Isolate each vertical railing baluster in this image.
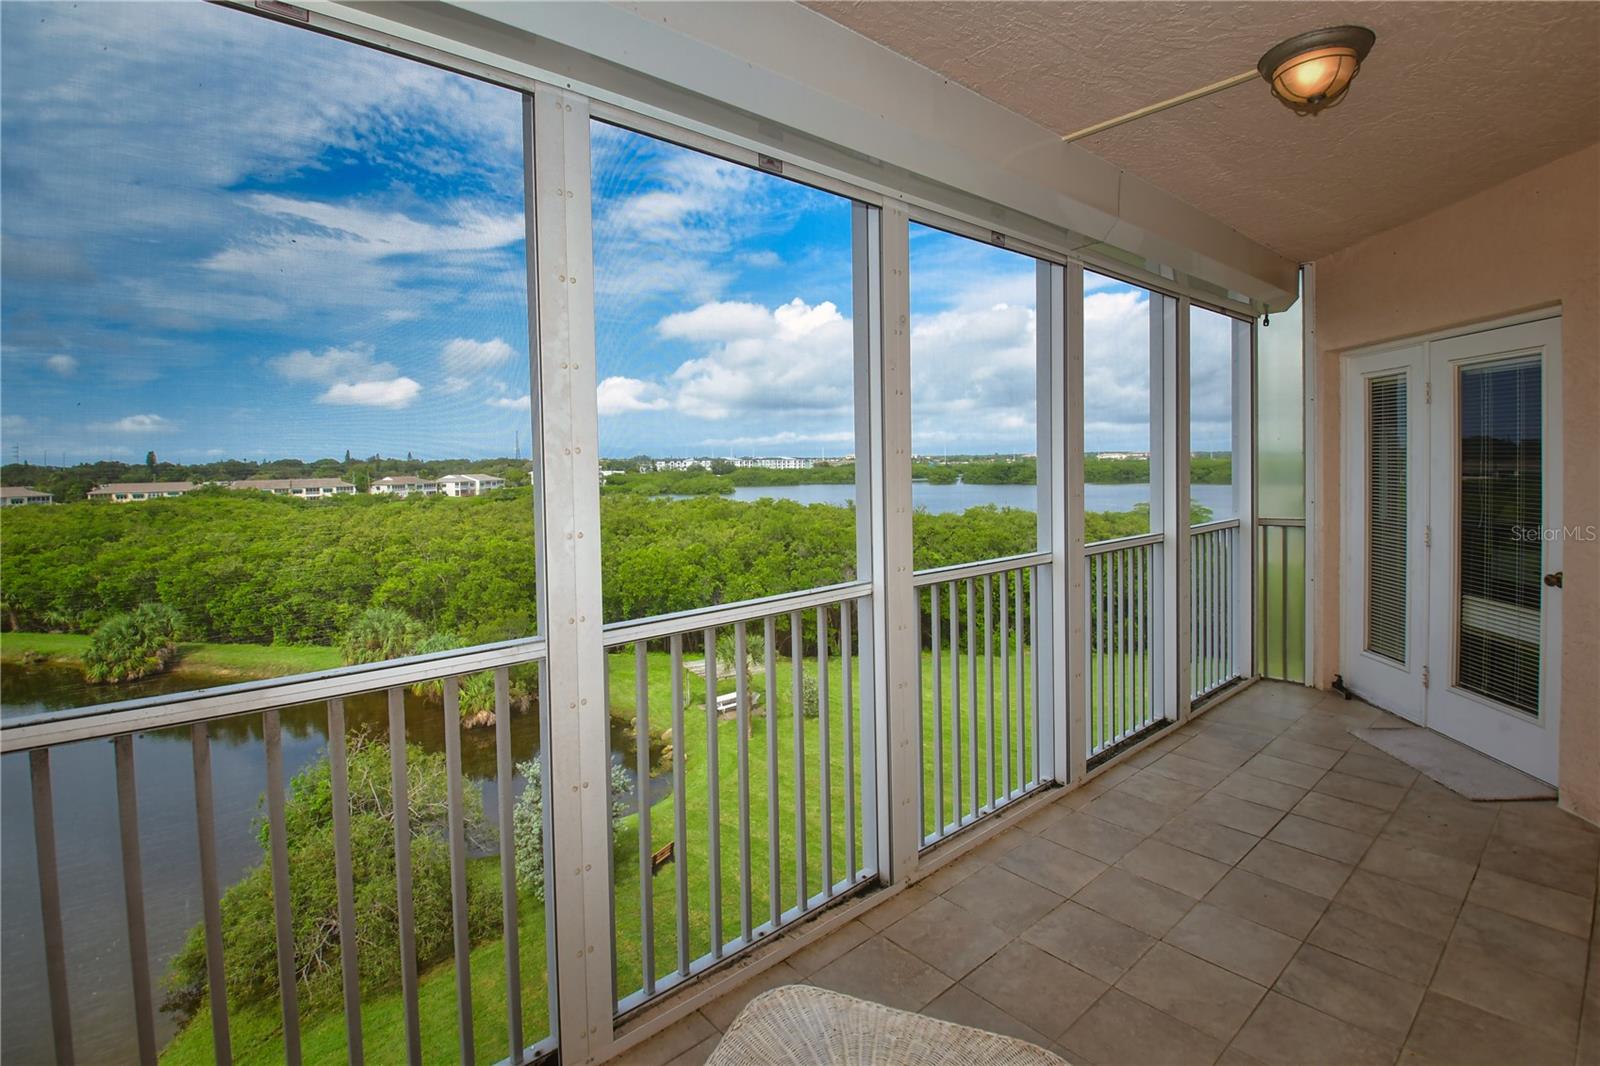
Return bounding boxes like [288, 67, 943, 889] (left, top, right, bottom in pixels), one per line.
[636, 643, 656, 993]
[1116, 548, 1126, 739]
[735, 623, 753, 940]
[670, 636, 690, 975]
[1097, 556, 1107, 750]
[999, 571, 1011, 801]
[443, 679, 475, 1065]
[1029, 565, 1041, 782]
[1014, 568, 1024, 789]
[842, 600, 856, 881]
[790, 611, 806, 910]
[190, 726, 231, 1064]
[704, 627, 722, 958]
[327, 699, 363, 1066]
[492, 670, 522, 1060]
[387, 692, 422, 1066]
[263, 711, 303, 1066]
[113, 735, 157, 1066]
[949, 582, 960, 827]
[816, 606, 832, 896]
[763, 617, 779, 929]
[931, 585, 943, 838]
[965, 577, 977, 819]
[983, 575, 994, 811]
[30, 749, 75, 1066]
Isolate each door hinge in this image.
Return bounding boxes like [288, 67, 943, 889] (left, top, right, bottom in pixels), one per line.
[1424, 525, 1431, 548]
[1424, 381, 1432, 404]
[1422, 666, 1430, 688]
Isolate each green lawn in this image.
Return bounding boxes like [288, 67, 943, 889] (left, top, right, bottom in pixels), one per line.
[0, 631, 340, 680]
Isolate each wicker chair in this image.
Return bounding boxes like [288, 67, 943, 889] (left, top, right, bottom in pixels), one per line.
[706, 985, 1070, 1065]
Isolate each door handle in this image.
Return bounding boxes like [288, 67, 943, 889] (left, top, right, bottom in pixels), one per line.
[1544, 572, 1563, 588]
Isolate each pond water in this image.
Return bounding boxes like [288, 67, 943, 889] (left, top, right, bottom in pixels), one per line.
[0, 664, 647, 1064]
[709, 480, 1236, 518]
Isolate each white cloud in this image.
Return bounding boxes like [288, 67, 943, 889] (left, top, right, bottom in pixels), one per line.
[270, 342, 395, 385]
[92, 413, 177, 433]
[318, 378, 421, 409]
[440, 337, 516, 375]
[702, 429, 854, 448]
[487, 394, 531, 412]
[45, 354, 78, 376]
[1082, 288, 1155, 450]
[669, 298, 854, 420]
[596, 376, 668, 416]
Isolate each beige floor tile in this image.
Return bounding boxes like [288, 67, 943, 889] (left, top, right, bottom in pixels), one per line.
[1164, 902, 1299, 985]
[1274, 942, 1425, 1042]
[1083, 789, 1174, 835]
[1156, 813, 1260, 864]
[1237, 839, 1353, 899]
[808, 935, 953, 1012]
[1266, 813, 1374, 865]
[1059, 988, 1224, 1066]
[1333, 750, 1417, 789]
[1117, 769, 1210, 811]
[1290, 791, 1391, 835]
[1402, 990, 1577, 1066]
[663, 1035, 718, 1066]
[1260, 736, 1344, 770]
[1358, 837, 1477, 901]
[1467, 866, 1593, 938]
[856, 884, 936, 932]
[1214, 770, 1307, 811]
[999, 835, 1109, 897]
[700, 961, 803, 1030]
[1074, 866, 1197, 937]
[882, 894, 1013, 979]
[943, 863, 1065, 933]
[1022, 900, 1155, 983]
[1306, 902, 1444, 985]
[1312, 770, 1406, 812]
[924, 982, 1054, 1047]
[1145, 752, 1233, 789]
[1241, 753, 1327, 790]
[962, 940, 1108, 1040]
[1040, 811, 1147, 864]
[1430, 938, 1584, 1046]
[1204, 867, 1329, 939]
[612, 1012, 719, 1066]
[785, 918, 871, 976]
[917, 848, 986, 894]
[1172, 734, 1256, 770]
[1479, 832, 1600, 898]
[1380, 804, 1494, 865]
[1230, 992, 1399, 1066]
[1117, 837, 1231, 899]
[1450, 901, 1589, 986]
[1333, 867, 1459, 940]
[1185, 791, 1286, 836]
[1115, 942, 1266, 1042]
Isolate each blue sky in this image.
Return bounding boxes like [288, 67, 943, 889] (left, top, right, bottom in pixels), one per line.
[0, 2, 1235, 467]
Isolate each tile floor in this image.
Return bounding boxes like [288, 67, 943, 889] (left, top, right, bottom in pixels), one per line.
[613, 682, 1600, 1066]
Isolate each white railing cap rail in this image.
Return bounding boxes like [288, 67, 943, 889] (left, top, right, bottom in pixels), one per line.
[0, 637, 548, 753]
[601, 581, 872, 648]
[1084, 531, 1164, 555]
[1189, 517, 1243, 534]
[911, 552, 1052, 587]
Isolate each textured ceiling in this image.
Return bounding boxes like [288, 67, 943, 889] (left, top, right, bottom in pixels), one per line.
[807, 1, 1600, 262]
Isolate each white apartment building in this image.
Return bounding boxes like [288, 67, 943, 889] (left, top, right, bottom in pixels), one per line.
[0, 486, 54, 506]
[731, 456, 813, 470]
[370, 475, 439, 498]
[229, 478, 356, 498]
[654, 457, 707, 472]
[436, 473, 507, 497]
[86, 481, 197, 502]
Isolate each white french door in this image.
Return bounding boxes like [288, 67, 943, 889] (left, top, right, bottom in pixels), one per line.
[1341, 316, 1563, 784]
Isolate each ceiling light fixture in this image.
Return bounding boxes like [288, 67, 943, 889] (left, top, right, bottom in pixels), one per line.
[1062, 25, 1377, 142]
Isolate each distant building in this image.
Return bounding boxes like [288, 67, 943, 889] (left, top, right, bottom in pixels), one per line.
[0, 486, 54, 506]
[229, 478, 356, 499]
[731, 456, 814, 470]
[87, 481, 197, 502]
[370, 475, 439, 498]
[1094, 451, 1149, 461]
[655, 458, 708, 472]
[436, 473, 507, 497]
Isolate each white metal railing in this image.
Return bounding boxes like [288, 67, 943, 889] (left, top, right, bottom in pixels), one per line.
[1084, 535, 1161, 760]
[601, 583, 876, 1015]
[1258, 518, 1307, 682]
[1190, 518, 1243, 700]
[1, 644, 556, 1066]
[913, 553, 1050, 847]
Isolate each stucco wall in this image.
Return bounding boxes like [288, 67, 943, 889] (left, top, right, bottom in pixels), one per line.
[1312, 143, 1599, 824]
